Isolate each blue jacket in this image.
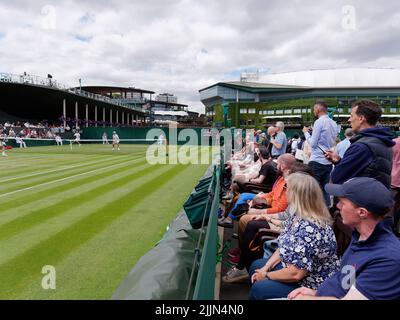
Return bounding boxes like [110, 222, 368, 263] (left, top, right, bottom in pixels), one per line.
[331, 127, 395, 185]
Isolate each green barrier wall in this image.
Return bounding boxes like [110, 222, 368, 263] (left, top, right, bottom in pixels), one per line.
[82, 127, 212, 145]
[111, 164, 219, 300]
[192, 166, 220, 300]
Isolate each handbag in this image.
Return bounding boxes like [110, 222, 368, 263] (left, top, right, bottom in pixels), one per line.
[263, 240, 279, 259]
[248, 227, 280, 255]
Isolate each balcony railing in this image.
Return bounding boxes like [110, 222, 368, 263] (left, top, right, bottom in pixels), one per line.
[0, 72, 145, 114]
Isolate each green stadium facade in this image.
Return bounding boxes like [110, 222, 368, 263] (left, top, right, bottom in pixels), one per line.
[199, 81, 400, 131]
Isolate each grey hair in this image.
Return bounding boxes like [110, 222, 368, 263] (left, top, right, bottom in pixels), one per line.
[275, 121, 285, 131]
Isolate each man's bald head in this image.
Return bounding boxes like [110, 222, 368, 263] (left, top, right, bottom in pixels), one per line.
[277, 154, 297, 176]
[267, 126, 277, 136]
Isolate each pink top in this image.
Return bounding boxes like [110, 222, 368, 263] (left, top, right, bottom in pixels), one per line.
[392, 138, 400, 188]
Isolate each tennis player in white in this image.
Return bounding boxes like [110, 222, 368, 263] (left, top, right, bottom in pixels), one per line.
[55, 135, 63, 146]
[112, 131, 120, 151]
[102, 132, 109, 145]
[0, 134, 8, 156]
[72, 132, 81, 147]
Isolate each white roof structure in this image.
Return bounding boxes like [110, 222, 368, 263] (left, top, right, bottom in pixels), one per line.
[259, 68, 400, 88]
[262, 115, 302, 119]
[153, 110, 188, 117]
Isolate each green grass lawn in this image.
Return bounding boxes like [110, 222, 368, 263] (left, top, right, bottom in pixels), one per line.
[0, 144, 208, 299]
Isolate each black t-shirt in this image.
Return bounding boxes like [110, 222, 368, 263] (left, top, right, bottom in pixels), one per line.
[258, 161, 277, 186]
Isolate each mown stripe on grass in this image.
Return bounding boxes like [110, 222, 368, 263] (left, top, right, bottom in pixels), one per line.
[0, 162, 160, 241]
[0, 155, 113, 178]
[0, 153, 144, 184]
[0, 155, 141, 195]
[0, 156, 146, 213]
[0, 164, 172, 267]
[0, 164, 185, 298]
[15, 164, 207, 299]
[0, 158, 150, 226]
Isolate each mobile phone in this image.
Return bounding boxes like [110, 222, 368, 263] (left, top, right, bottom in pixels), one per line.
[318, 146, 328, 154]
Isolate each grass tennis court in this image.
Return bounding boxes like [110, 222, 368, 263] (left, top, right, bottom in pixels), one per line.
[0, 144, 208, 299]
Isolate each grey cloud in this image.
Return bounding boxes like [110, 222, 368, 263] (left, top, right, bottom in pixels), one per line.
[1, 0, 400, 114]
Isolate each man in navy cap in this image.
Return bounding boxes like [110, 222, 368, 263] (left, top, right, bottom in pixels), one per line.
[288, 177, 400, 300]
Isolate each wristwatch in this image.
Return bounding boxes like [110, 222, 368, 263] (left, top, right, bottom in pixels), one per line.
[265, 272, 271, 280]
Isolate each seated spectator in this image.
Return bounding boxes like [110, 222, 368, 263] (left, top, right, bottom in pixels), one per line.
[290, 133, 301, 155]
[223, 163, 314, 283]
[8, 128, 16, 137]
[289, 177, 400, 300]
[221, 147, 277, 202]
[247, 173, 339, 300]
[15, 136, 27, 148]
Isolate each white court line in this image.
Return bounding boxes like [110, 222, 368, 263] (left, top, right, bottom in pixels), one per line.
[0, 156, 148, 199]
[0, 154, 142, 184]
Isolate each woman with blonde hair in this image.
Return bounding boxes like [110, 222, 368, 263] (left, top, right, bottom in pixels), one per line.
[248, 173, 339, 300]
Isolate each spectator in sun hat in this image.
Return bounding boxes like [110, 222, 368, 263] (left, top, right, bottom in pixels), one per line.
[288, 177, 400, 300]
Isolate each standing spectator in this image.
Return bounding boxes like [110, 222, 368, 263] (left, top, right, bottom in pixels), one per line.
[325, 100, 395, 188]
[303, 100, 338, 206]
[270, 122, 287, 159]
[335, 128, 354, 159]
[391, 134, 400, 234]
[289, 178, 400, 300]
[290, 133, 301, 155]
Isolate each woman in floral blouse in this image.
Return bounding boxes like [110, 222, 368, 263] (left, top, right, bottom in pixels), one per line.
[249, 173, 340, 300]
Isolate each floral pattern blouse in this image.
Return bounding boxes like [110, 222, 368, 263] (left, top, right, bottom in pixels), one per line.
[278, 214, 340, 290]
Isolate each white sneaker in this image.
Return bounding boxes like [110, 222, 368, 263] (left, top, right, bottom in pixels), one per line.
[222, 267, 248, 283]
[118, 148, 120, 151]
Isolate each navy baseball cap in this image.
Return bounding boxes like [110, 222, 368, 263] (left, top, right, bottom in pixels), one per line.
[325, 177, 394, 214]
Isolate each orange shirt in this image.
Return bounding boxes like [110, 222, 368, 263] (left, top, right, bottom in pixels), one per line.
[260, 176, 288, 214]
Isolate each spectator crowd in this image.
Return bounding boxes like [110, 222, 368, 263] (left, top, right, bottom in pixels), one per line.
[218, 99, 400, 300]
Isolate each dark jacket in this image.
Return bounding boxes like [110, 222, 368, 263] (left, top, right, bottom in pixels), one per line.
[331, 127, 395, 187]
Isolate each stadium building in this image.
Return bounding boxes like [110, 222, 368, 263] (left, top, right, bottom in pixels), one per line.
[0, 73, 152, 129]
[199, 68, 400, 130]
[0, 72, 203, 128]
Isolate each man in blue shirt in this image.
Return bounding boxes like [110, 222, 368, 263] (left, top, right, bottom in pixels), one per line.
[303, 100, 338, 205]
[288, 177, 400, 300]
[270, 121, 287, 159]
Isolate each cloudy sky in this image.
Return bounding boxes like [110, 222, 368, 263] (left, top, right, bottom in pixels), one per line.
[1, 0, 400, 113]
